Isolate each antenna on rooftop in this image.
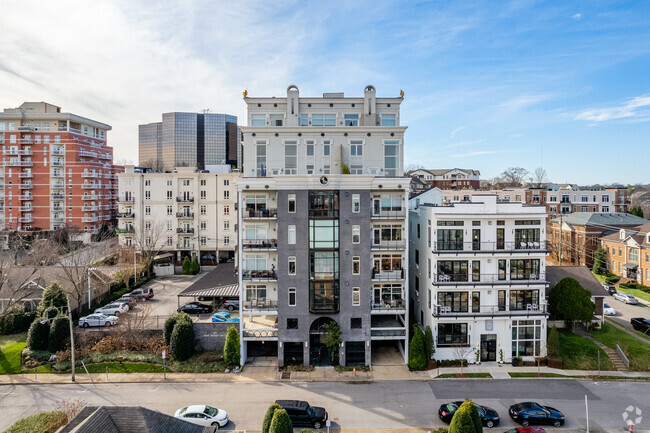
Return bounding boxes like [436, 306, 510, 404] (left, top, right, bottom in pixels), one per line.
[202, 108, 211, 114]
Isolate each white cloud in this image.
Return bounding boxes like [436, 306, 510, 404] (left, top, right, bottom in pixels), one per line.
[575, 94, 650, 123]
[494, 94, 553, 114]
[450, 126, 465, 138]
[572, 13, 582, 20]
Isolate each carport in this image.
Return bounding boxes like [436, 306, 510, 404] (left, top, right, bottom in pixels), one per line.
[177, 263, 238, 309]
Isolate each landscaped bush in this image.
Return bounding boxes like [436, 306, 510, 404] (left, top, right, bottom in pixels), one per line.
[409, 325, 426, 370]
[27, 319, 50, 351]
[190, 257, 200, 275]
[43, 306, 59, 320]
[163, 313, 180, 346]
[449, 400, 482, 433]
[0, 306, 35, 335]
[437, 359, 462, 367]
[4, 410, 67, 433]
[48, 317, 69, 353]
[170, 315, 194, 361]
[269, 408, 293, 433]
[424, 325, 435, 360]
[36, 283, 68, 317]
[224, 326, 240, 367]
[182, 257, 191, 274]
[262, 403, 283, 433]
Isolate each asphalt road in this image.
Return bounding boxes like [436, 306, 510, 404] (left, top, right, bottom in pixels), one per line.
[605, 292, 650, 326]
[0, 379, 648, 431]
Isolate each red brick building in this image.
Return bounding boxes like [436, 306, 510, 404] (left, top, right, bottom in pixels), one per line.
[601, 223, 650, 285]
[407, 168, 480, 191]
[0, 102, 121, 238]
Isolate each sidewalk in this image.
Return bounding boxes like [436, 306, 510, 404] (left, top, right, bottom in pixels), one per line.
[2, 363, 650, 386]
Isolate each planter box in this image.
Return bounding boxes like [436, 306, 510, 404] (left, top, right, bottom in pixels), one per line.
[547, 357, 563, 369]
[512, 358, 520, 367]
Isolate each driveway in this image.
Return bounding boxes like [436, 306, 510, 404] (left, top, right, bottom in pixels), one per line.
[604, 292, 650, 329]
[140, 272, 210, 317]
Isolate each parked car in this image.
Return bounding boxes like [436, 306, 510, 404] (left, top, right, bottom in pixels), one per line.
[131, 288, 154, 300]
[275, 400, 328, 429]
[222, 299, 239, 311]
[95, 303, 128, 316]
[631, 317, 650, 333]
[174, 405, 229, 428]
[79, 313, 118, 328]
[503, 428, 547, 433]
[178, 302, 212, 314]
[602, 284, 617, 296]
[116, 296, 136, 308]
[509, 402, 565, 427]
[439, 401, 500, 427]
[602, 302, 616, 316]
[211, 312, 240, 323]
[613, 292, 638, 304]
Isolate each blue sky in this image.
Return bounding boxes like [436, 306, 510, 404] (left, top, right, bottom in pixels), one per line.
[1, 0, 648, 184]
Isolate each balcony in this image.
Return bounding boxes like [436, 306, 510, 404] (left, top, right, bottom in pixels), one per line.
[51, 149, 64, 156]
[176, 197, 194, 203]
[52, 207, 64, 212]
[18, 172, 33, 178]
[242, 270, 277, 280]
[51, 160, 64, 166]
[19, 184, 33, 190]
[18, 139, 32, 144]
[176, 227, 194, 234]
[433, 272, 547, 286]
[81, 184, 98, 189]
[243, 299, 278, 311]
[105, 173, 117, 179]
[370, 316, 407, 339]
[242, 239, 277, 250]
[83, 206, 98, 212]
[52, 216, 65, 223]
[5, 161, 33, 167]
[118, 197, 134, 203]
[51, 194, 65, 200]
[82, 195, 98, 201]
[79, 150, 98, 158]
[82, 217, 98, 223]
[433, 303, 548, 317]
[371, 239, 406, 250]
[19, 205, 33, 211]
[243, 208, 278, 219]
[51, 183, 64, 189]
[19, 216, 33, 223]
[51, 171, 64, 178]
[17, 126, 32, 131]
[116, 228, 134, 234]
[4, 149, 32, 155]
[82, 172, 98, 178]
[371, 297, 406, 313]
[432, 241, 549, 254]
[19, 195, 33, 200]
[98, 153, 112, 160]
[176, 212, 194, 218]
[176, 243, 195, 250]
[117, 212, 134, 218]
[372, 208, 406, 219]
[371, 269, 404, 281]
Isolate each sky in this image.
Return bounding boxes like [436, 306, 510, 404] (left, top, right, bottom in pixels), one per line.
[1, 0, 649, 185]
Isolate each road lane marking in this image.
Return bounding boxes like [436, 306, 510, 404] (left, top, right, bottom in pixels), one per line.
[149, 386, 159, 392]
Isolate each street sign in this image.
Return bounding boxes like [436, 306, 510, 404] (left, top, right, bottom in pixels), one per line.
[162, 350, 166, 359]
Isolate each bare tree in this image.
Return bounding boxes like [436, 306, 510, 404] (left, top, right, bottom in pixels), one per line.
[452, 345, 474, 376]
[499, 167, 528, 187]
[141, 158, 165, 172]
[529, 168, 548, 188]
[404, 163, 425, 175]
[132, 219, 167, 279]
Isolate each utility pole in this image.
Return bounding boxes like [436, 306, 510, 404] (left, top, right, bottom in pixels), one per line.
[559, 214, 563, 265]
[66, 296, 76, 382]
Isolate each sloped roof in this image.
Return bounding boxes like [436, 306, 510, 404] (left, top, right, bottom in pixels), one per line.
[545, 266, 605, 297]
[179, 263, 238, 297]
[601, 223, 650, 244]
[559, 212, 649, 228]
[406, 168, 480, 177]
[59, 406, 216, 433]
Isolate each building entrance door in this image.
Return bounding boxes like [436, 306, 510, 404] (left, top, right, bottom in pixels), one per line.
[480, 334, 497, 362]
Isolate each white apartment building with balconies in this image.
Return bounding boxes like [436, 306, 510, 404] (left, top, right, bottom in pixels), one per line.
[409, 190, 549, 364]
[117, 165, 240, 263]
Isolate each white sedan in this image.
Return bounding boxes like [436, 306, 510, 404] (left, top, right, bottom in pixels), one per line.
[603, 302, 616, 316]
[95, 303, 128, 316]
[174, 405, 229, 428]
[79, 313, 118, 327]
[613, 292, 639, 304]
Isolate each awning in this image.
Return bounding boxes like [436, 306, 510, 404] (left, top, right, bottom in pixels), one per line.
[178, 284, 239, 299]
[623, 263, 638, 269]
[154, 253, 174, 260]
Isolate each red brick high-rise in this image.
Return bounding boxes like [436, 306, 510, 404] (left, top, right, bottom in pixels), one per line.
[0, 102, 122, 237]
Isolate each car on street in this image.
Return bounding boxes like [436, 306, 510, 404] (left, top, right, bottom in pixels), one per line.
[631, 317, 650, 334]
[509, 402, 565, 427]
[439, 401, 500, 427]
[222, 299, 239, 311]
[178, 302, 212, 314]
[174, 405, 229, 428]
[613, 292, 638, 304]
[211, 312, 240, 323]
[603, 302, 616, 316]
[79, 313, 119, 328]
[95, 303, 128, 316]
[602, 284, 617, 296]
[503, 428, 547, 433]
[275, 400, 328, 429]
[131, 288, 154, 300]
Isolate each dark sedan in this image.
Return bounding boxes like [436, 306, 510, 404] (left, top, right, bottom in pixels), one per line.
[438, 401, 500, 428]
[509, 402, 565, 427]
[177, 302, 212, 314]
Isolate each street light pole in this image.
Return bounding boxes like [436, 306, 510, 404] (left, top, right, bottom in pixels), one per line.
[66, 296, 75, 382]
[87, 267, 96, 310]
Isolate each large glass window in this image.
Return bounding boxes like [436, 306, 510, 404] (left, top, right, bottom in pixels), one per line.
[344, 114, 359, 126]
[245, 284, 267, 301]
[515, 228, 540, 248]
[309, 191, 339, 218]
[437, 261, 468, 281]
[512, 319, 542, 357]
[311, 114, 336, 126]
[310, 281, 339, 312]
[244, 254, 267, 271]
[437, 229, 463, 250]
[251, 114, 265, 127]
[510, 259, 540, 280]
[244, 224, 267, 241]
[350, 141, 363, 157]
[438, 291, 469, 312]
[309, 220, 339, 248]
[256, 143, 266, 175]
[629, 248, 638, 262]
[270, 114, 283, 126]
[509, 290, 540, 310]
[384, 141, 399, 177]
[437, 323, 468, 347]
[380, 113, 396, 126]
[299, 114, 308, 126]
[284, 142, 297, 174]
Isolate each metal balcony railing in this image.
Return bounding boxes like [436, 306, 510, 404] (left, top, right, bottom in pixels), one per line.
[176, 212, 194, 218]
[433, 241, 548, 253]
[372, 208, 406, 219]
[176, 243, 195, 250]
[242, 239, 277, 249]
[371, 239, 406, 250]
[117, 212, 134, 218]
[433, 272, 546, 285]
[243, 299, 278, 311]
[243, 208, 277, 218]
[433, 303, 547, 317]
[371, 269, 405, 280]
[242, 270, 277, 280]
[18, 172, 33, 178]
[19, 184, 33, 189]
[371, 298, 405, 310]
[176, 197, 194, 203]
[176, 227, 194, 234]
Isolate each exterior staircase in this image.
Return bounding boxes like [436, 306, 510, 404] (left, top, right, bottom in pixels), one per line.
[574, 323, 628, 371]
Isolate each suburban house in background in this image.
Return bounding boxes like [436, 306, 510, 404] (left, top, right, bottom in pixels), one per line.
[601, 223, 650, 285]
[545, 265, 605, 321]
[407, 168, 481, 192]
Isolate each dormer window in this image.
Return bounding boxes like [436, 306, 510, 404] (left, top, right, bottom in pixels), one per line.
[620, 229, 626, 240]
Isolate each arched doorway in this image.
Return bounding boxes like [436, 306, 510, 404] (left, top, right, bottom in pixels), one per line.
[309, 317, 337, 366]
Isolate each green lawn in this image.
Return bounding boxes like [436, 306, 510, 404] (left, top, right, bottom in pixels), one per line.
[509, 372, 571, 378]
[437, 373, 492, 378]
[591, 323, 650, 371]
[616, 286, 650, 303]
[606, 318, 650, 342]
[4, 411, 67, 433]
[593, 274, 608, 284]
[0, 333, 28, 374]
[59, 362, 166, 374]
[558, 330, 616, 371]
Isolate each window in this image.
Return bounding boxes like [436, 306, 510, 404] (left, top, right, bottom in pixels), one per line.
[512, 319, 542, 357]
[352, 194, 360, 212]
[381, 113, 396, 126]
[251, 114, 265, 126]
[145, 220, 151, 230]
[145, 191, 150, 200]
[200, 220, 207, 230]
[284, 142, 297, 174]
[306, 141, 314, 156]
[145, 206, 150, 215]
[415, 249, 419, 265]
[510, 259, 540, 280]
[200, 190, 206, 200]
[224, 221, 230, 231]
[350, 165, 363, 174]
[427, 258, 431, 278]
[509, 290, 540, 310]
[200, 236, 207, 246]
[200, 205, 206, 215]
[437, 229, 463, 250]
[270, 114, 283, 126]
[351, 318, 362, 329]
[167, 179, 172, 186]
[288, 225, 296, 244]
[288, 288, 296, 306]
[352, 287, 360, 306]
[223, 236, 230, 246]
[145, 180, 150, 186]
[288, 194, 296, 213]
[629, 249, 638, 262]
[311, 114, 336, 126]
[167, 237, 173, 246]
[167, 190, 172, 200]
[352, 225, 361, 244]
[344, 114, 359, 126]
[602, 206, 609, 212]
[167, 220, 173, 231]
[437, 260, 468, 281]
[256, 142, 266, 175]
[437, 323, 468, 347]
[182, 179, 190, 187]
[200, 179, 206, 186]
[384, 141, 399, 176]
[350, 141, 363, 157]
[439, 291, 468, 312]
[288, 256, 296, 275]
[287, 318, 298, 329]
[223, 205, 230, 215]
[323, 142, 330, 156]
[223, 179, 230, 186]
[166, 205, 172, 215]
[223, 190, 229, 200]
[299, 114, 308, 126]
[54, 135, 61, 144]
[417, 223, 421, 238]
[352, 256, 360, 275]
[306, 164, 314, 174]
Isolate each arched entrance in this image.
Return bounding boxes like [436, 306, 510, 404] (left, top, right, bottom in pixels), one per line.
[309, 317, 337, 366]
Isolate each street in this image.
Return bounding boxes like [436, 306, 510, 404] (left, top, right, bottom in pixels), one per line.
[605, 293, 650, 329]
[0, 379, 648, 431]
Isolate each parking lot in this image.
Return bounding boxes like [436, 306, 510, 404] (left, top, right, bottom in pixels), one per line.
[604, 290, 650, 329]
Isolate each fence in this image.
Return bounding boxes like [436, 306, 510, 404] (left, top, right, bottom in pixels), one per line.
[616, 344, 630, 369]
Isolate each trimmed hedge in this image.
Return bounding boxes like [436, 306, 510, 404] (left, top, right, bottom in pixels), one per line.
[262, 403, 283, 433]
[170, 314, 194, 361]
[269, 408, 293, 433]
[163, 313, 180, 346]
[224, 326, 240, 367]
[4, 410, 67, 433]
[27, 319, 50, 351]
[48, 317, 69, 353]
[0, 307, 35, 335]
